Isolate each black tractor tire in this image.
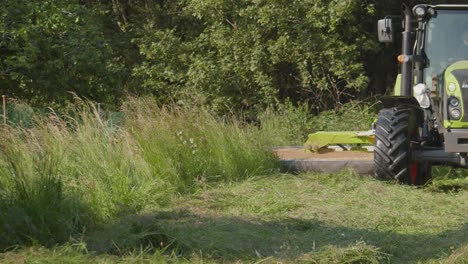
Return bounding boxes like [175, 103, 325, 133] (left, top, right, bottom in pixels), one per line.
[374, 107, 431, 185]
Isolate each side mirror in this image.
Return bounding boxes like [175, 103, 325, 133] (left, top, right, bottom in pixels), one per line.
[378, 18, 394, 43]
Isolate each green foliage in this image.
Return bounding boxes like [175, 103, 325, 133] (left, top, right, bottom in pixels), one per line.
[258, 101, 315, 145]
[0, 0, 128, 107]
[132, 28, 192, 102]
[132, 0, 378, 114]
[0, 0, 391, 116]
[310, 100, 377, 132]
[258, 100, 378, 145]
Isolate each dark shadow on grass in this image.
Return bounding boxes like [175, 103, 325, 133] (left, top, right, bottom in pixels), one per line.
[87, 209, 468, 263]
[0, 151, 95, 251]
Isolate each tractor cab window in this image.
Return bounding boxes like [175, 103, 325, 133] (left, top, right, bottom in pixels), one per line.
[424, 10, 468, 91]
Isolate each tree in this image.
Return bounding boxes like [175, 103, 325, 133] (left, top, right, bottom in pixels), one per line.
[0, 0, 127, 107]
[132, 0, 378, 114]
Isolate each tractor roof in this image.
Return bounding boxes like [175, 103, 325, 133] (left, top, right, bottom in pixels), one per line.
[431, 4, 468, 9]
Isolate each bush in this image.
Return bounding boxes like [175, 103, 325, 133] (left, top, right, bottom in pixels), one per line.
[310, 101, 378, 132]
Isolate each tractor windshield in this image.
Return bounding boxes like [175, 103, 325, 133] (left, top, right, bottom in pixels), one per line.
[424, 9, 468, 90]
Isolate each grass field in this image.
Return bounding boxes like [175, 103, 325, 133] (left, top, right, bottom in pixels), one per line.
[160, 171, 467, 263]
[0, 99, 466, 263]
[1, 170, 467, 263]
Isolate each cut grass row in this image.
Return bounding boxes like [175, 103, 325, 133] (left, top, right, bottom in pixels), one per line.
[157, 171, 467, 263]
[0, 171, 466, 263]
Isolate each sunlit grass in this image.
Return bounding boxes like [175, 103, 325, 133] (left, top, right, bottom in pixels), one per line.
[157, 171, 467, 263]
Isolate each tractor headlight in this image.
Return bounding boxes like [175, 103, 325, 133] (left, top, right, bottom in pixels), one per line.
[414, 6, 427, 18]
[450, 109, 461, 120]
[449, 97, 460, 107]
[448, 83, 457, 92]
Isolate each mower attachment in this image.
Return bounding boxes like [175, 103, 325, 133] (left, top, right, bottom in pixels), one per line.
[304, 130, 375, 153]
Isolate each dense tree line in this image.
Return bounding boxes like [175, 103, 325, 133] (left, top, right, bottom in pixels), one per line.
[0, 0, 450, 114]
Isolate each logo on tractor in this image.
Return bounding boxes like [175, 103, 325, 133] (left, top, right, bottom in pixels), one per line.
[463, 81, 468, 89]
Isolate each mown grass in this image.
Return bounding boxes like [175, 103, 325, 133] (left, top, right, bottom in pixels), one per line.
[1, 170, 466, 263]
[150, 171, 467, 263]
[0, 98, 466, 263]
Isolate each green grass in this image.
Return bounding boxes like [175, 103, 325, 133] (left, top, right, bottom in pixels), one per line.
[150, 171, 467, 263]
[0, 98, 466, 263]
[1, 170, 465, 263]
[0, 244, 180, 264]
[0, 97, 279, 250]
[258, 100, 377, 145]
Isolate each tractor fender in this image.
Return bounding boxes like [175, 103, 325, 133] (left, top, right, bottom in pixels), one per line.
[379, 96, 425, 123]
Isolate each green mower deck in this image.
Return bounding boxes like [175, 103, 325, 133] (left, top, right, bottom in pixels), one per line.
[305, 131, 375, 153]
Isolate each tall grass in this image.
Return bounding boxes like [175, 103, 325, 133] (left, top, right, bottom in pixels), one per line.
[0, 97, 280, 249]
[122, 97, 280, 192]
[0, 134, 91, 247]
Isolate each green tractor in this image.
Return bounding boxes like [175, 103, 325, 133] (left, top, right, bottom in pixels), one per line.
[304, 3, 468, 185]
[374, 3, 468, 185]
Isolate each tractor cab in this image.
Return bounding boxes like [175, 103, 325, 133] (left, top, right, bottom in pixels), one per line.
[379, 5, 468, 131]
